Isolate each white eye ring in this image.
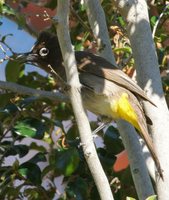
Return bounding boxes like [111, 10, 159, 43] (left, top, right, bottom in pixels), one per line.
[39, 47, 49, 57]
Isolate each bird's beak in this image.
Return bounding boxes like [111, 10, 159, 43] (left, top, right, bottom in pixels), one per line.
[16, 52, 38, 64]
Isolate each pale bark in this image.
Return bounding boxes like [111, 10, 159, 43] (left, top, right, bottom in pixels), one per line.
[0, 80, 69, 102]
[112, 0, 169, 199]
[56, 1, 114, 200]
[84, 0, 116, 65]
[117, 120, 155, 198]
[84, 0, 155, 199]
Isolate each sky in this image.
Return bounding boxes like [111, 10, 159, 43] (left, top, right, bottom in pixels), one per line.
[0, 17, 45, 80]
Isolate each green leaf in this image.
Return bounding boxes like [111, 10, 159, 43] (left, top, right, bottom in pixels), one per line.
[0, 0, 4, 14]
[0, 140, 11, 151]
[0, 0, 4, 6]
[14, 118, 46, 139]
[0, 166, 12, 177]
[114, 47, 132, 54]
[29, 142, 47, 152]
[0, 186, 19, 199]
[45, 0, 57, 9]
[1, 4, 15, 15]
[66, 177, 88, 200]
[54, 102, 73, 120]
[5, 59, 24, 82]
[0, 94, 15, 108]
[16, 14, 26, 29]
[12, 159, 20, 170]
[104, 126, 124, 154]
[29, 152, 47, 164]
[23, 188, 40, 199]
[146, 195, 157, 200]
[3, 103, 19, 114]
[150, 16, 158, 27]
[79, 3, 86, 11]
[157, 48, 165, 65]
[126, 197, 137, 200]
[66, 124, 80, 146]
[118, 16, 126, 27]
[90, 185, 100, 200]
[5, 144, 29, 158]
[18, 162, 42, 185]
[97, 148, 116, 169]
[74, 42, 84, 51]
[50, 148, 80, 176]
[19, 96, 39, 108]
[0, 122, 3, 136]
[41, 165, 53, 178]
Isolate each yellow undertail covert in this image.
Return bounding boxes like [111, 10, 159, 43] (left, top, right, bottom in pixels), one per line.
[111, 93, 140, 131]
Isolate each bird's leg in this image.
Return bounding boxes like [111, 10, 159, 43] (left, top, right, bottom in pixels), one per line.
[78, 117, 111, 147]
[92, 116, 112, 136]
[92, 122, 107, 136]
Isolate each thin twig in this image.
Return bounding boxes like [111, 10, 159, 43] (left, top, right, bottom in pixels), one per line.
[47, 64, 68, 89]
[152, 3, 169, 38]
[0, 81, 69, 102]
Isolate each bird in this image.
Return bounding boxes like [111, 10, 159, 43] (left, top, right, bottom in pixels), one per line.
[17, 31, 163, 179]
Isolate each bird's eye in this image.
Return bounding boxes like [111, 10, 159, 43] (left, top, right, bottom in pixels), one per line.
[39, 47, 49, 57]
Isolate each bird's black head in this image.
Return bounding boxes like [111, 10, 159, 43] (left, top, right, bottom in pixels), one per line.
[17, 32, 63, 73]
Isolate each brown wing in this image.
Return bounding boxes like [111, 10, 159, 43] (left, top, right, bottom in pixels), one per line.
[75, 51, 156, 106]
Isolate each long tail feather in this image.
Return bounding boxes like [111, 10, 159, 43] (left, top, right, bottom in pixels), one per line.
[138, 122, 163, 180]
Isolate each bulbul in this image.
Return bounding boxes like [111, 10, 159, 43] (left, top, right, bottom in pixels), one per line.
[17, 31, 163, 178]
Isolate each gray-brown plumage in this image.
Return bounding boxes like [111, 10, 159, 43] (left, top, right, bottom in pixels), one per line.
[17, 31, 163, 179]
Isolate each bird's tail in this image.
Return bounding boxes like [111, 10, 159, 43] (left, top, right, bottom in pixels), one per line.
[138, 122, 163, 180]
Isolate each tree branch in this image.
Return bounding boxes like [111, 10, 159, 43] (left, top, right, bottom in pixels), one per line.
[84, 0, 155, 198]
[84, 0, 117, 65]
[117, 121, 155, 198]
[112, 0, 169, 199]
[55, 1, 114, 200]
[0, 80, 69, 102]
